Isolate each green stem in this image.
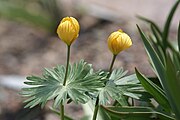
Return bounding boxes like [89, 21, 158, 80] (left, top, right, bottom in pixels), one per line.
[60, 102, 64, 120]
[107, 54, 117, 78]
[92, 98, 99, 120]
[92, 54, 117, 120]
[63, 45, 71, 86]
[60, 45, 71, 120]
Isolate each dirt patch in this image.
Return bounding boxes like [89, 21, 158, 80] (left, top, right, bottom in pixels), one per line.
[0, 19, 154, 76]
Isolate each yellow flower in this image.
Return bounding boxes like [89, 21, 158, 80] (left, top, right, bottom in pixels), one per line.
[108, 29, 132, 55]
[57, 17, 80, 46]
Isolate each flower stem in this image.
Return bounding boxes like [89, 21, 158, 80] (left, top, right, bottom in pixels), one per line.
[92, 54, 117, 120]
[107, 54, 117, 78]
[60, 45, 71, 120]
[92, 98, 99, 120]
[63, 45, 71, 86]
[60, 102, 64, 120]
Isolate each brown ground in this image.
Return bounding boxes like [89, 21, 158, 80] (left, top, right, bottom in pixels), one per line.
[0, 19, 153, 76]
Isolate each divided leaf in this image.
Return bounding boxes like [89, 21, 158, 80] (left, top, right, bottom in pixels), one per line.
[21, 60, 104, 108]
[98, 68, 149, 105]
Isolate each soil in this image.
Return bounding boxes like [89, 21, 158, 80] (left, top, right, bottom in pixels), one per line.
[0, 19, 153, 76]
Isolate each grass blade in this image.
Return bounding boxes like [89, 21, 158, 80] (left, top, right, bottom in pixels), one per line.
[150, 24, 162, 47]
[102, 106, 175, 120]
[137, 16, 162, 37]
[135, 68, 171, 112]
[162, 0, 180, 48]
[178, 21, 180, 51]
[137, 25, 180, 120]
[165, 54, 180, 120]
[137, 25, 166, 85]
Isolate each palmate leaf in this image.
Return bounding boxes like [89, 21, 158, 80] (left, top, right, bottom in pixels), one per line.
[98, 79, 120, 105]
[98, 68, 149, 105]
[21, 60, 105, 108]
[113, 69, 151, 101]
[98, 68, 128, 105]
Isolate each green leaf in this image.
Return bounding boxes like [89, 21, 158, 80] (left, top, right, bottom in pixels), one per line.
[135, 68, 171, 112]
[109, 68, 128, 81]
[178, 21, 180, 51]
[137, 25, 166, 87]
[98, 81, 119, 105]
[114, 74, 139, 85]
[115, 72, 151, 101]
[98, 69, 149, 105]
[98, 106, 112, 120]
[173, 53, 180, 71]
[165, 54, 180, 120]
[162, 0, 180, 48]
[102, 106, 175, 120]
[21, 60, 104, 108]
[137, 15, 162, 37]
[149, 25, 166, 65]
[137, 25, 180, 119]
[98, 68, 128, 105]
[150, 24, 162, 47]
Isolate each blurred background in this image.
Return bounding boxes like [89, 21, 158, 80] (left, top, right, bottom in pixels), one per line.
[0, 0, 179, 120]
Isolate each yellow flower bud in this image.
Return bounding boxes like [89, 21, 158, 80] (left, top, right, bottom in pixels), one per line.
[57, 17, 80, 46]
[108, 29, 132, 55]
